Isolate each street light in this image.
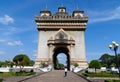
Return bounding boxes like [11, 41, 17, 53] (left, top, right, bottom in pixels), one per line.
[109, 41, 120, 77]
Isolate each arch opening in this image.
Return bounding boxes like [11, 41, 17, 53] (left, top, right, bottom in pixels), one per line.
[53, 47, 70, 70]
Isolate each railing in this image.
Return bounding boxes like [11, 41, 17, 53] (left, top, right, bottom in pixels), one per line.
[35, 16, 88, 21]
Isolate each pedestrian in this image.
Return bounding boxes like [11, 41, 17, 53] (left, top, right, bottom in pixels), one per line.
[72, 68, 74, 72]
[64, 67, 67, 77]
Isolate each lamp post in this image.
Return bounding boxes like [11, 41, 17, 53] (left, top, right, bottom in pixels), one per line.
[109, 41, 120, 77]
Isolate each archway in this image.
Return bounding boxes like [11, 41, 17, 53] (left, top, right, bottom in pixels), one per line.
[53, 47, 70, 70]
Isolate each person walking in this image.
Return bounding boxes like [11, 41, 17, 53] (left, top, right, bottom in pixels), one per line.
[64, 67, 67, 77]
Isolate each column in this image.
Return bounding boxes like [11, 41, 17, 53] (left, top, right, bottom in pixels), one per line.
[49, 44, 53, 64]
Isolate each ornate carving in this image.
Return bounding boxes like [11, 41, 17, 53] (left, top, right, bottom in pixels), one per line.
[47, 29, 75, 45]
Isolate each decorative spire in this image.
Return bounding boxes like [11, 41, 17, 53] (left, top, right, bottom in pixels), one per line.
[76, 4, 79, 10]
[46, 4, 48, 10]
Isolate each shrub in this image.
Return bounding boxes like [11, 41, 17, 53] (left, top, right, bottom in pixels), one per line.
[74, 63, 79, 67]
[0, 78, 3, 82]
[39, 62, 45, 68]
[82, 72, 89, 77]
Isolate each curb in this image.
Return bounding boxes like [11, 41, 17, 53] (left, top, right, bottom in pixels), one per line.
[73, 72, 92, 82]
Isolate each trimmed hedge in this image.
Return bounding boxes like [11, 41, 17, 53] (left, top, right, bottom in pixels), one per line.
[82, 72, 119, 77]
[105, 80, 120, 82]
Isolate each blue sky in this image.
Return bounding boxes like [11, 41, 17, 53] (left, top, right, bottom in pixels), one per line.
[0, 0, 120, 63]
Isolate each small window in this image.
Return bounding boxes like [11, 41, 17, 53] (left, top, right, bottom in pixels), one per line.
[61, 9, 64, 12]
[59, 9, 65, 12]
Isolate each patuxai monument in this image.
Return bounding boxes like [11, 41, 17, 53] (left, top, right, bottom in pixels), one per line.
[35, 6, 88, 70]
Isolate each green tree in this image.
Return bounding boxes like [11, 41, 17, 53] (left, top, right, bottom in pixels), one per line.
[118, 54, 120, 64]
[110, 63, 116, 67]
[57, 63, 64, 69]
[5, 60, 14, 67]
[56, 57, 59, 67]
[13, 54, 30, 66]
[99, 53, 113, 67]
[89, 60, 101, 73]
[29, 60, 35, 66]
[0, 61, 4, 67]
[55, 57, 65, 69]
[102, 64, 108, 67]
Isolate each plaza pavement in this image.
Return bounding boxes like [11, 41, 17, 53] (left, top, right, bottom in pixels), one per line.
[2, 70, 106, 82]
[18, 70, 89, 82]
[2, 70, 89, 82]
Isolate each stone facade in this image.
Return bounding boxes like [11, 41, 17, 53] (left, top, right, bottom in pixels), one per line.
[35, 6, 88, 69]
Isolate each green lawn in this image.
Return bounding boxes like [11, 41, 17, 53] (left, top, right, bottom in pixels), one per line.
[82, 72, 120, 82]
[0, 72, 36, 76]
[82, 72, 119, 77]
[0, 72, 36, 82]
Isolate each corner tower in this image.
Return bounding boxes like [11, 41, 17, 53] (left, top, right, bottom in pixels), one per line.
[35, 6, 88, 69]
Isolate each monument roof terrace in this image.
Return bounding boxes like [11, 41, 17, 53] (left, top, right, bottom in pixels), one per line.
[35, 6, 88, 31]
[35, 16, 88, 22]
[35, 12, 88, 21]
[35, 6, 88, 22]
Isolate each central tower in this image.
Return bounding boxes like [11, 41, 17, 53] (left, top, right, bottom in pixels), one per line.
[35, 6, 88, 70]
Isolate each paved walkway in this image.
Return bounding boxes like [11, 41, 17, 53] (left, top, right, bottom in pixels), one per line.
[18, 70, 89, 82]
[2, 70, 107, 82]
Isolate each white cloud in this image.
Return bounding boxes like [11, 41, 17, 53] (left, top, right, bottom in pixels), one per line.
[2, 26, 34, 35]
[0, 39, 6, 43]
[57, 53, 67, 64]
[3, 26, 18, 35]
[0, 39, 23, 46]
[0, 14, 14, 25]
[19, 49, 24, 52]
[0, 51, 5, 55]
[7, 40, 23, 46]
[89, 6, 120, 23]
